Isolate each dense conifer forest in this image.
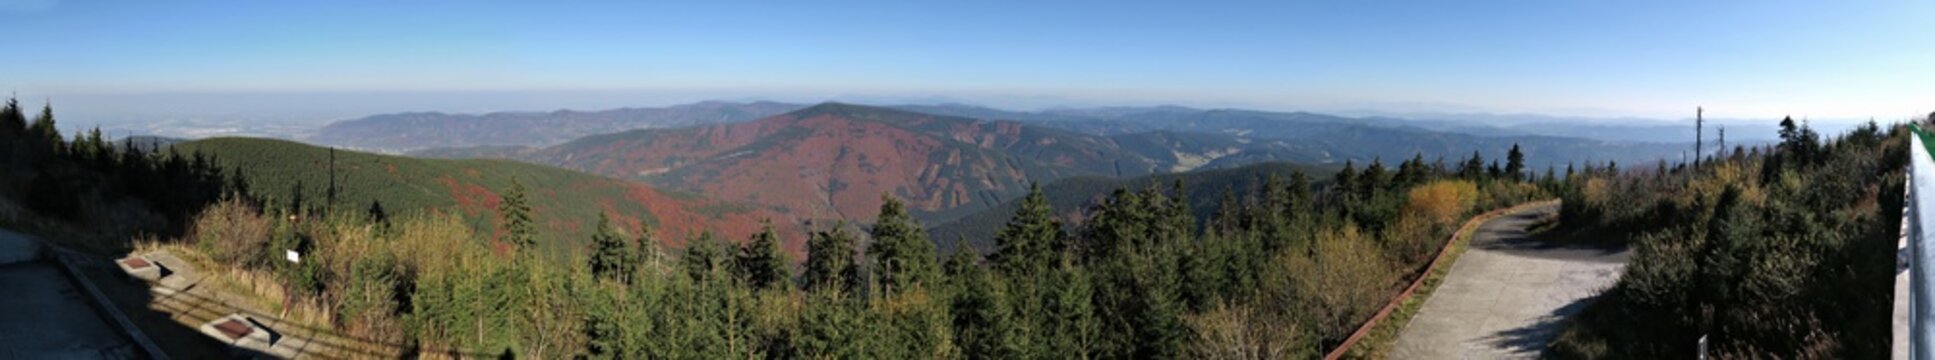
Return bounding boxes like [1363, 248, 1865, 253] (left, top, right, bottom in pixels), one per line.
[3, 99, 1570, 358]
[1548, 118, 1906, 358]
[27, 97, 1908, 358]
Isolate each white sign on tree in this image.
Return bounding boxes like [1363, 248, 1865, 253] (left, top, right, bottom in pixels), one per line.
[285, 250, 301, 263]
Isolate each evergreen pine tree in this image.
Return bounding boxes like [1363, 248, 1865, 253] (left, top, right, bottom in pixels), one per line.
[1460, 150, 1485, 179]
[1360, 157, 1387, 197]
[589, 213, 633, 284]
[497, 179, 536, 251]
[1155, 180, 1193, 245]
[1045, 266, 1099, 357]
[868, 194, 939, 296]
[366, 200, 390, 228]
[737, 220, 792, 290]
[28, 101, 59, 148]
[634, 220, 662, 273]
[1084, 188, 1188, 358]
[0, 97, 23, 136]
[951, 257, 1020, 359]
[1211, 187, 1243, 236]
[1332, 161, 1358, 201]
[681, 231, 732, 283]
[1505, 143, 1526, 182]
[804, 221, 861, 295]
[1288, 170, 1313, 211]
[1251, 174, 1289, 241]
[992, 183, 1060, 278]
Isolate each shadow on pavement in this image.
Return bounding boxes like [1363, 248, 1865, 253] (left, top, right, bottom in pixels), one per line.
[1479, 295, 1601, 356]
[1470, 211, 1632, 263]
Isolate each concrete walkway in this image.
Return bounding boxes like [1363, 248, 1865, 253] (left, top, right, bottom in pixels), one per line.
[0, 230, 147, 359]
[1390, 203, 1631, 359]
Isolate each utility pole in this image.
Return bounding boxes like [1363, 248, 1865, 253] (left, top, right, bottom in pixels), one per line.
[1695, 107, 1703, 167]
[327, 147, 337, 214]
[1717, 126, 1725, 159]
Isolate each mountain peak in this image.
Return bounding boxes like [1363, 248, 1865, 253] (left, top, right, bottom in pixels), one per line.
[779, 102, 952, 124]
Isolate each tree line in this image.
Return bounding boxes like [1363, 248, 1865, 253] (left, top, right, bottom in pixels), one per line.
[175, 140, 1553, 358]
[6, 98, 1574, 358]
[1548, 117, 1906, 358]
[0, 97, 236, 250]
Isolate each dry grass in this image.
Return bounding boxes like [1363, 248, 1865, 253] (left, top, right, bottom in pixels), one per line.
[126, 200, 484, 349]
[1184, 302, 1308, 359]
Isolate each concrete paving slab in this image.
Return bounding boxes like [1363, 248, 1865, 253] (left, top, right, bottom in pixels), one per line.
[1391, 203, 1630, 359]
[0, 261, 142, 358]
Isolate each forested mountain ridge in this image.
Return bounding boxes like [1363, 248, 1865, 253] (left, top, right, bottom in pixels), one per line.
[307, 101, 805, 152]
[171, 137, 803, 255]
[929, 162, 1341, 251]
[443, 102, 1329, 224]
[1548, 119, 1905, 358]
[898, 103, 1700, 168]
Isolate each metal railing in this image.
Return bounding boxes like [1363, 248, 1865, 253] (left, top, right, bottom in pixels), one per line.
[1903, 125, 1935, 359]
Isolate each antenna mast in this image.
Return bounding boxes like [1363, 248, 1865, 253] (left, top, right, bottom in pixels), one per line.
[1695, 107, 1703, 167]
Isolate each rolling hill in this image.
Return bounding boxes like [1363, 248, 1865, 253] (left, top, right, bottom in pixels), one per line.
[306, 100, 805, 152]
[425, 103, 1327, 225]
[897, 104, 1697, 168]
[170, 137, 804, 256]
[926, 161, 1340, 252]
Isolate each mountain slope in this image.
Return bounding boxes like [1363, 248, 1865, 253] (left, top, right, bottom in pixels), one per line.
[306, 101, 805, 151]
[482, 103, 1325, 224]
[529, 103, 1109, 223]
[905, 105, 1691, 168]
[928, 161, 1340, 252]
[171, 137, 800, 255]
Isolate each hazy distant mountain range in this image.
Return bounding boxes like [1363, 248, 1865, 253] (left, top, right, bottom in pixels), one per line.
[305, 101, 805, 151]
[892, 103, 1705, 168]
[406, 103, 1702, 227]
[305, 100, 1767, 154]
[412, 103, 1329, 224]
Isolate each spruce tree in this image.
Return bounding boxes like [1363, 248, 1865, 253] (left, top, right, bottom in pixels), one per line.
[804, 221, 861, 295]
[1332, 161, 1358, 201]
[1460, 150, 1485, 179]
[589, 213, 633, 283]
[1085, 188, 1187, 358]
[497, 179, 536, 251]
[993, 183, 1060, 277]
[1155, 180, 1192, 245]
[634, 220, 662, 273]
[681, 231, 732, 283]
[366, 200, 390, 228]
[737, 220, 791, 290]
[1046, 267, 1099, 357]
[1288, 170, 1313, 211]
[1505, 143, 1526, 182]
[1250, 174, 1289, 250]
[28, 101, 59, 148]
[868, 194, 939, 296]
[951, 258, 1020, 359]
[1211, 187, 1243, 236]
[1360, 157, 1387, 197]
[0, 97, 23, 136]
[1085, 188, 1149, 258]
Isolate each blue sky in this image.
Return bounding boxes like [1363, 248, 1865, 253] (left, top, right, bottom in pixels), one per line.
[1, 0, 1930, 123]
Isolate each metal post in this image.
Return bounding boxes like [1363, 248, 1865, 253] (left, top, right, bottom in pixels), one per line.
[1698, 334, 1708, 360]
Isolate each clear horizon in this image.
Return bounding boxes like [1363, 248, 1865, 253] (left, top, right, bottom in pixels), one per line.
[3, 0, 1930, 126]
